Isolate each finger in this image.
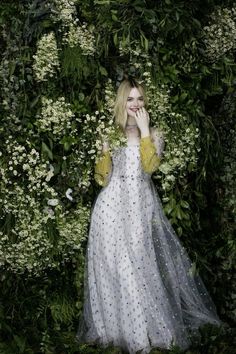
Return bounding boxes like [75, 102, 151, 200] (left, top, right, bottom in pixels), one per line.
[134, 112, 139, 121]
[142, 107, 146, 115]
[137, 108, 143, 117]
[143, 108, 149, 119]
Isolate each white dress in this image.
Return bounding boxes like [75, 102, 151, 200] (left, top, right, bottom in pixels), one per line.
[76, 141, 221, 354]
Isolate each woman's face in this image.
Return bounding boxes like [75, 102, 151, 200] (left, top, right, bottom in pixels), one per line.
[126, 87, 144, 118]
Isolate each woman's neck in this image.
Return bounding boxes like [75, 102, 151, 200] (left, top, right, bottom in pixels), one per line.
[125, 116, 140, 139]
[126, 116, 137, 127]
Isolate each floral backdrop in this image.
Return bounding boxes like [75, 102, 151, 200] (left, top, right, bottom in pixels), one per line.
[0, 0, 235, 353]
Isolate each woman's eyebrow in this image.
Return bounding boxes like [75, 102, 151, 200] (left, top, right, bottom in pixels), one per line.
[127, 96, 144, 99]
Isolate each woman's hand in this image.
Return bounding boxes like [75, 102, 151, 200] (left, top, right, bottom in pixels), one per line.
[134, 107, 150, 137]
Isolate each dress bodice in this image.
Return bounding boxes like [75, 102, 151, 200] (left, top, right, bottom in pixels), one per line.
[111, 145, 151, 181]
[94, 135, 162, 187]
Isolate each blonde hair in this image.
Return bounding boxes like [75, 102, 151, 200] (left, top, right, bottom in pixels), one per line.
[113, 78, 148, 133]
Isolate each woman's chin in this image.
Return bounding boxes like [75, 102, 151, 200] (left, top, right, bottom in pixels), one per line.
[127, 111, 136, 118]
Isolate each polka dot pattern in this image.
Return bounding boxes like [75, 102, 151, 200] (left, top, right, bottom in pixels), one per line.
[76, 144, 221, 353]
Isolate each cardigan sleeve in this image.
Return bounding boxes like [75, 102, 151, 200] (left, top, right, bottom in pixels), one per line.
[94, 150, 112, 187]
[139, 136, 160, 174]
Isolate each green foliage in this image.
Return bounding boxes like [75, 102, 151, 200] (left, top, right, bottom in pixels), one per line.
[0, 0, 235, 352]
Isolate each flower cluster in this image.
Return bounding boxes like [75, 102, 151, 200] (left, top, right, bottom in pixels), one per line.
[95, 80, 127, 155]
[158, 124, 200, 192]
[220, 94, 236, 219]
[50, 0, 96, 56]
[62, 23, 96, 55]
[0, 35, 30, 117]
[64, 143, 93, 191]
[32, 32, 60, 82]
[94, 114, 127, 158]
[0, 135, 91, 274]
[57, 205, 91, 258]
[68, 111, 125, 191]
[51, 0, 77, 26]
[0, 138, 54, 273]
[60, 80, 126, 193]
[0, 137, 58, 214]
[0, 205, 54, 274]
[0, 58, 19, 113]
[36, 96, 75, 137]
[0, 202, 90, 274]
[119, 40, 149, 61]
[140, 66, 200, 193]
[103, 78, 115, 113]
[142, 69, 171, 123]
[221, 137, 236, 217]
[203, 6, 236, 62]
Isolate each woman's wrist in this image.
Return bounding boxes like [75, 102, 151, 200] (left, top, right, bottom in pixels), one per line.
[140, 128, 150, 138]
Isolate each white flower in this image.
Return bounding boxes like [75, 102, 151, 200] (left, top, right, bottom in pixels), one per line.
[203, 6, 236, 62]
[47, 198, 59, 206]
[33, 32, 60, 82]
[62, 23, 96, 55]
[43, 206, 55, 216]
[65, 188, 73, 201]
[51, 0, 77, 26]
[37, 96, 74, 137]
[46, 164, 54, 182]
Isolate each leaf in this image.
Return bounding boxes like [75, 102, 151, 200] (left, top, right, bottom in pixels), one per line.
[180, 200, 190, 209]
[113, 32, 118, 46]
[175, 11, 180, 22]
[29, 95, 40, 108]
[180, 92, 188, 101]
[134, 6, 143, 13]
[99, 66, 108, 76]
[78, 93, 85, 101]
[42, 142, 53, 160]
[192, 18, 201, 28]
[94, 0, 110, 4]
[112, 14, 118, 21]
[177, 226, 183, 236]
[13, 335, 26, 353]
[41, 19, 53, 28]
[62, 160, 67, 172]
[60, 136, 77, 152]
[175, 205, 183, 220]
[9, 61, 16, 76]
[63, 141, 71, 151]
[144, 37, 149, 52]
[48, 138, 53, 151]
[163, 203, 173, 215]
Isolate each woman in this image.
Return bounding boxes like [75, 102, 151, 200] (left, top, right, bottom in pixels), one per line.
[76, 78, 221, 354]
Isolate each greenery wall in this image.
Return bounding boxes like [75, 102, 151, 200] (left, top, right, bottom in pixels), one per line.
[0, 0, 235, 353]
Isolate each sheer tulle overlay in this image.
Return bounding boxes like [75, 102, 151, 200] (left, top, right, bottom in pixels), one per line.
[76, 144, 221, 354]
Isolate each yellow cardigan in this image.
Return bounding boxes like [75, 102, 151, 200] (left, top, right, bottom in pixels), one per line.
[94, 136, 160, 187]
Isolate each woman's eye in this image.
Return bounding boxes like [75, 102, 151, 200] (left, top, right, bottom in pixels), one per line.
[127, 97, 143, 102]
